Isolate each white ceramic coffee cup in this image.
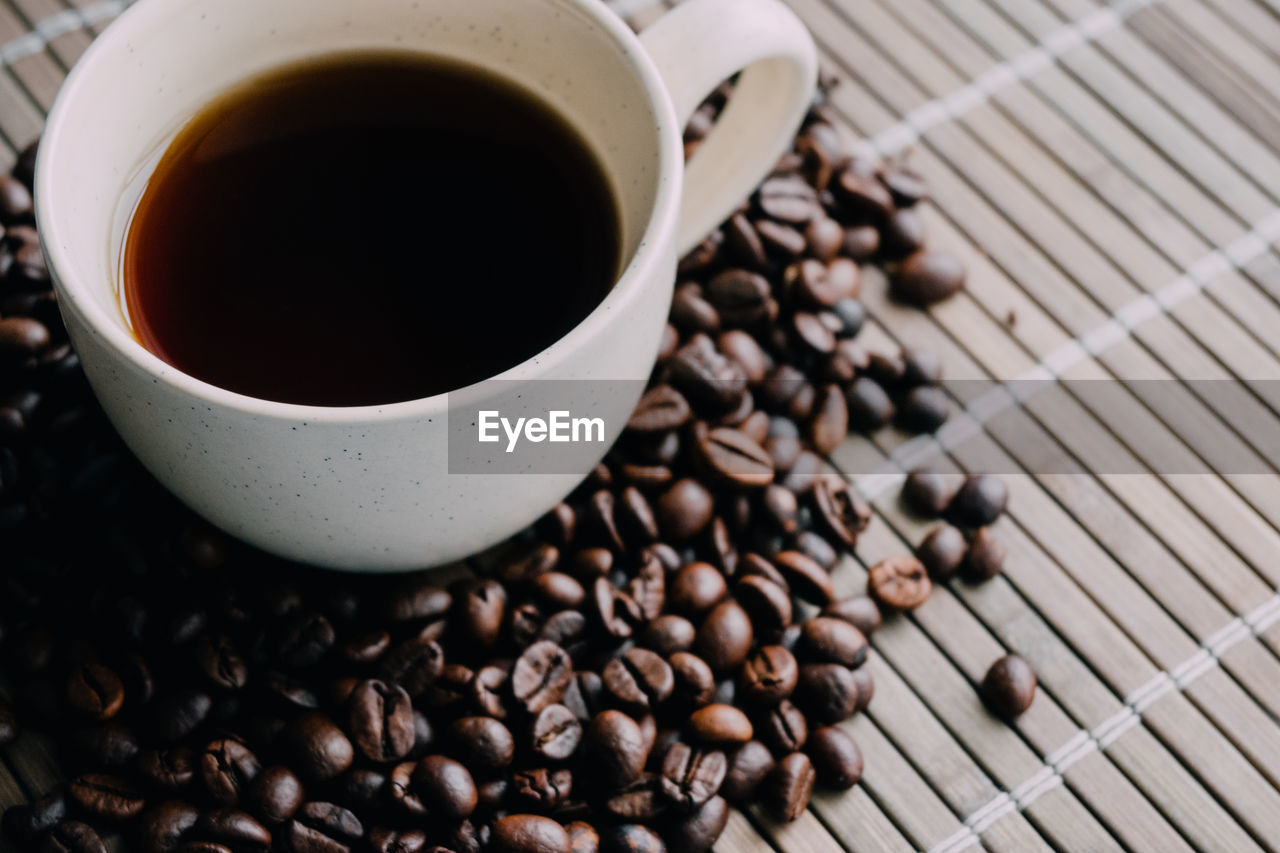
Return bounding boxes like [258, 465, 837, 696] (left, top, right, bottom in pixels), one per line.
[36, 0, 817, 570]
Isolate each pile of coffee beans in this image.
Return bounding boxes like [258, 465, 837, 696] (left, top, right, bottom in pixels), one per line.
[0, 83, 1018, 853]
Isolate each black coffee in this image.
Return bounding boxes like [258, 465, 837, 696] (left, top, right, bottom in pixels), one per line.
[122, 52, 621, 406]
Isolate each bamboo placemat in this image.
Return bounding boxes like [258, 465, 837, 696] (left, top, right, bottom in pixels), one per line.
[2, 0, 1279, 849]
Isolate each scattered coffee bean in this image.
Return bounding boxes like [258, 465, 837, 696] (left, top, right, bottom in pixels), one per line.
[982, 655, 1036, 719]
[693, 601, 754, 673]
[491, 814, 570, 853]
[821, 596, 881, 636]
[589, 711, 648, 788]
[200, 738, 261, 806]
[67, 773, 146, 821]
[794, 663, 859, 725]
[412, 755, 477, 820]
[739, 645, 799, 705]
[950, 475, 1008, 528]
[799, 617, 867, 668]
[964, 527, 1006, 581]
[806, 727, 863, 790]
[687, 704, 753, 746]
[247, 765, 302, 824]
[42, 820, 106, 853]
[917, 524, 967, 580]
[764, 752, 816, 821]
[287, 714, 353, 782]
[348, 679, 413, 764]
[890, 250, 964, 305]
[450, 716, 515, 772]
[902, 467, 954, 516]
[867, 555, 932, 611]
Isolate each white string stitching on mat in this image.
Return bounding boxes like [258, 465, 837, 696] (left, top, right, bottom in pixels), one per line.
[0, 0, 128, 68]
[603, 0, 1158, 161]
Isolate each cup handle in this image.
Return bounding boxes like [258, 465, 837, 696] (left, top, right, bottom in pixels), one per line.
[638, 0, 819, 257]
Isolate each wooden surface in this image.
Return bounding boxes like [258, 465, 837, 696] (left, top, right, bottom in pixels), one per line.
[2, 0, 1280, 849]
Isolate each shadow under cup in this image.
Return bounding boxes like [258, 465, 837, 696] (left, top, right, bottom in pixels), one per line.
[37, 0, 683, 570]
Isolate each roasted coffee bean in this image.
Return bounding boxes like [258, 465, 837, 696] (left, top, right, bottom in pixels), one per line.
[367, 827, 426, 853]
[450, 717, 515, 772]
[811, 479, 869, 549]
[247, 766, 303, 824]
[670, 285, 721, 335]
[917, 524, 967, 580]
[628, 557, 666, 622]
[693, 600, 753, 673]
[798, 618, 867, 668]
[668, 652, 716, 712]
[200, 738, 261, 806]
[295, 802, 362, 845]
[866, 352, 905, 387]
[566, 821, 598, 853]
[822, 596, 881, 637]
[720, 740, 775, 802]
[867, 555, 931, 611]
[950, 475, 1008, 527]
[852, 667, 874, 712]
[491, 815, 570, 853]
[667, 335, 748, 414]
[511, 767, 573, 811]
[982, 654, 1035, 719]
[604, 648, 675, 710]
[757, 175, 818, 223]
[668, 563, 727, 614]
[531, 704, 583, 761]
[842, 224, 880, 261]
[348, 679, 413, 764]
[600, 824, 665, 853]
[195, 808, 272, 850]
[723, 215, 767, 268]
[512, 641, 574, 714]
[627, 386, 692, 433]
[378, 638, 444, 697]
[389, 761, 427, 817]
[758, 483, 798, 534]
[807, 385, 847, 455]
[384, 579, 451, 623]
[739, 646, 798, 705]
[499, 543, 561, 585]
[287, 714, 353, 782]
[196, 635, 249, 690]
[135, 801, 199, 853]
[412, 755, 477, 820]
[66, 664, 125, 720]
[593, 579, 640, 640]
[617, 487, 660, 544]
[806, 727, 862, 790]
[835, 169, 894, 221]
[654, 479, 715, 541]
[964, 527, 1006, 581]
[604, 774, 666, 821]
[271, 610, 335, 668]
[717, 331, 768, 384]
[640, 615, 696, 656]
[845, 377, 894, 432]
[283, 819, 350, 853]
[453, 578, 507, 648]
[686, 704, 752, 746]
[891, 250, 964, 305]
[772, 551, 833, 605]
[177, 844, 232, 853]
[0, 174, 34, 223]
[658, 743, 727, 812]
[540, 609, 590, 652]
[662, 794, 728, 853]
[734, 575, 792, 634]
[42, 820, 106, 853]
[68, 721, 139, 768]
[897, 385, 949, 433]
[902, 467, 954, 517]
[0, 316, 49, 354]
[588, 710, 648, 787]
[530, 573, 585, 611]
[67, 773, 146, 821]
[332, 769, 385, 815]
[138, 748, 197, 791]
[4, 790, 68, 846]
[149, 689, 212, 742]
[757, 700, 807, 754]
[697, 427, 773, 488]
[423, 662, 473, 713]
[764, 752, 815, 822]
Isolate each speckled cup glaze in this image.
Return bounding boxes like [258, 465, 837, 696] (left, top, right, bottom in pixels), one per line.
[36, 0, 816, 570]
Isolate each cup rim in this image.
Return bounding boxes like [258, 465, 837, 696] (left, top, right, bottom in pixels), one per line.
[36, 0, 681, 425]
